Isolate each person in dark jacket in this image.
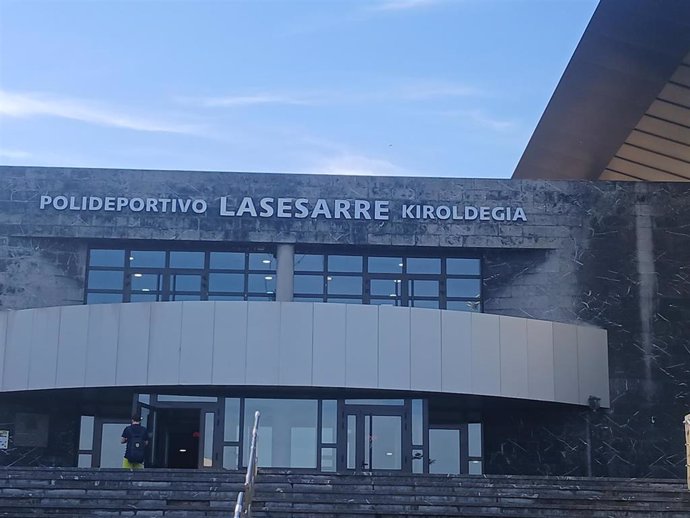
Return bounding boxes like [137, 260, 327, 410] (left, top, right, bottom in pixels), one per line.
[121, 415, 149, 469]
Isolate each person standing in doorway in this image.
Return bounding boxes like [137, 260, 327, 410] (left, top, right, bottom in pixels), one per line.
[121, 415, 149, 469]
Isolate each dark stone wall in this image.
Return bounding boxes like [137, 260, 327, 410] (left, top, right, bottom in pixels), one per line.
[0, 166, 688, 478]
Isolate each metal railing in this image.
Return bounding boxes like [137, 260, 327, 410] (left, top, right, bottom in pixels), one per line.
[234, 411, 260, 518]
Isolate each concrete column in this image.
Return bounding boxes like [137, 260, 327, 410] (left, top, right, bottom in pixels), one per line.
[275, 244, 294, 302]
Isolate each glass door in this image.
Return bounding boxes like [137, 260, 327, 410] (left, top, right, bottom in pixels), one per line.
[340, 403, 408, 471]
[93, 417, 130, 468]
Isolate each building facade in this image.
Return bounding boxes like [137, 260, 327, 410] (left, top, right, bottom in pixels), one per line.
[0, 165, 687, 478]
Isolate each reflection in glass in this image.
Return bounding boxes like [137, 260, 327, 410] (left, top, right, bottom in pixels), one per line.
[429, 429, 460, 474]
[345, 399, 405, 406]
[157, 395, 218, 402]
[248, 274, 276, 293]
[210, 252, 245, 270]
[447, 278, 481, 298]
[294, 274, 325, 294]
[248, 253, 275, 270]
[328, 255, 362, 272]
[209, 273, 244, 292]
[169, 251, 204, 269]
[469, 460, 483, 475]
[408, 279, 438, 297]
[79, 416, 94, 450]
[370, 279, 401, 297]
[407, 258, 441, 274]
[172, 274, 201, 291]
[326, 298, 362, 304]
[321, 448, 337, 472]
[243, 399, 318, 468]
[412, 299, 440, 309]
[224, 398, 241, 442]
[347, 415, 356, 470]
[468, 423, 482, 457]
[86, 292, 122, 304]
[447, 258, 481, 275]
[223, 446, 239, 470]
[100, 423, 127, 468]
[171, 293, 202, 301]
[208, 294, 244, 301]
[327, 276, 362, 296]
[368, 257, 402, 273]
[321, 400, 337, 444]
[129, 251, 166, 268]
[88, 270, 123, 290]
[131, 273, 160, 291]
[89, 249, 124, 267]
[130, 294, 160, 302]
[78, 453, 92, 468]
[369, 415, 401, 470]
[295, 254, 324, 272]
[412, 449, 424, 473]
[204, 413, 214, 467]
[412, 400, 423, 446]
[446, 300, 481, 312]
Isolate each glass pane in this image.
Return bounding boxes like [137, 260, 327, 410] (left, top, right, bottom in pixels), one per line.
[370, 415, 401, 470]
[325, 298, 362, 304]
[412, 449, 424, 474]
[294, 274, 325, 294]
[469, 460, 483, 475]
[224, 398, 240, 442]
[411, 400, 423, 446]
[321, 400, 337, 444]
[370, 279, 401, 297]
[447, 278, 481, 298]
[86, 292, 122, 304]
[328, 255, 362, 272]
[88, 270, 123, 290]
[100, 423, 127, 468]
[446, 300, 481, 312]
[468, 423, 482, 457]
[321, 447, 336, 472]
[172, 293, 201, 301]
[208, 294, 244, 301]
[89, 249, 124, 267]
[447, 258, 481, 275]
[131, 273, 160, 291]
[295, 254, 324, 272]
[209, 273, 244, 292]
[327, 276, 362, 296]
[78, 453, 92, 467]
[429, 429, 460, 474]
[79, 416, 94, 450]
[347, 415, 356, 470]
[248, 253, 275, 270]
[407, 258, 441, 274]
[203, 413, 214, 467]
[248, 273, 276, 293]
[294, 296, 324, 302]
[370, 298, 397, 306]
[344, 399, 404, 406]
[223, 446, 239, 470]
[408, 279, 438, 297]
[247, 294, 275, 301]
[210, 252, 245, 270]
[130, 294, 160, 302]
[412, 299, 440, 309]
[172, 274, 201, 291]
[157, 395, 218, 402]
[368, 257, 402, 273]
[243, 399, 318, 468]
[129, 251, 165, 268]
[169, 251, 205, 269]
[138, 394, 150, 404]
[140, 407, 150, 429]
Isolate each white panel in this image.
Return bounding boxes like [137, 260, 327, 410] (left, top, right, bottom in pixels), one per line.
[470, 313, 500, 396]
[0, 312, 7, 389]
[116, 303, 151, 386]
[3, 310, 33, 390]
[526, 319, 555, 401]
[312, 303, 346, 387]
[245, 302, 281, 385]
[553, 323, 579, 404]
[345, 305, 378, 388]
[279, 303, 314, 385]
[499, 316, 528, 398]
[56, 305, 90, 388]
[378, 306, 410, 390]
[212, 302, 248, 385]
[180, 301, 214, 384]
[441, 310, 472, 393]
[411, 308, 441, 392]
[148, 302, 182, 385]
[577, 326, 610, 407]
[85, 304, 119, 387]
[28, 307, 60, 390]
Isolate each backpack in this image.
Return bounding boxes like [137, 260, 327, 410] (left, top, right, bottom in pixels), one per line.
[126, 426, 147, 463]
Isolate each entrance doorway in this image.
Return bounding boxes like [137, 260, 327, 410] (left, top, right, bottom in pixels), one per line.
[154, 408, 200, 469]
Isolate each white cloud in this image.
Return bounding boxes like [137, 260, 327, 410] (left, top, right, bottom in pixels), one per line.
[176, 93, 317, 107]
[308, 153, 410, 176]
[441, 108, 516, 131]
[0, 148, 31, 159]
[369, 0, 443, 12]
[0, 90, 202, 135]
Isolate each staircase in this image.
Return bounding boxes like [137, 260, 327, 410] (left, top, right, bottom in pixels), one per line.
[1, 468, 688, 517]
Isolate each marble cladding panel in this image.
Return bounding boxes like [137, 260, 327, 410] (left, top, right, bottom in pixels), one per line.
[0, 167, 689, 478]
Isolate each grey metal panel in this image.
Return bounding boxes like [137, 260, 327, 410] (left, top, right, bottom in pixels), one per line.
[212, 302, 248, 385]
[378, 305, 410, 391]
[441, 310, 472, 394]
[312, 303, 347, 387]
[116, 303, 151, 386]
[577, 326, 610, 407]
[526, 319, 556, 402]
[245, 302, 281, 385]
[3, 309, 33, 390]
[179, 301, 214, 385]
[411, 308, 442, 392]
[85, 304, 119, 387]
[0, 312, 7, 389]
[148, 302, 182, 385]
[345, 304, 378, 388]
[553, 322, 580, 405]
[28, 306, 60, 390]
[471, 313, 501, 396]
[279, 303, 314, 386]
[499, 316, 528, 399]
[56, 305, 89, 388]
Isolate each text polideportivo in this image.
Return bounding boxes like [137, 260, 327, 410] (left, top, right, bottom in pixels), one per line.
[38, 195, 528, 222]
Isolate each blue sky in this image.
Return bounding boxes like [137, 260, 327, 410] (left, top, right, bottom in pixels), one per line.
[0, 0, 598, 178]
